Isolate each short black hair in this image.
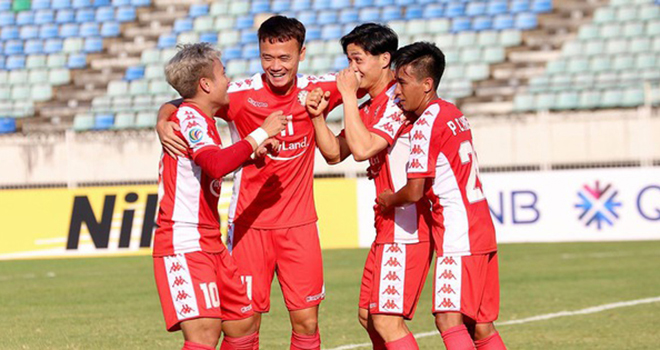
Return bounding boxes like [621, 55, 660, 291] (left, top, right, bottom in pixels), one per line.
[340, 23, 398, 58]
[258, 15, 306, 50]
[393, 42, 446, 90]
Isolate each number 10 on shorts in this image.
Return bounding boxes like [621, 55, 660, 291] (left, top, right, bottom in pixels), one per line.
[199, 282, 220, 309]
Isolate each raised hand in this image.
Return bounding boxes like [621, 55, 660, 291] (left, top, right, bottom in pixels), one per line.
[306, 87, 331, 118]
[336, 68, 361, 97]
[260, 111, 289, 138]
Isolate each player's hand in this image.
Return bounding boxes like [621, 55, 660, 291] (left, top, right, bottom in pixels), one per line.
[261, 111, 289, 137]
[156, 119, 186, 158]
[377, 189, 395, 213]
[306, 87, 330, 118]
[336, 68, 361, 97]
[366, 163, 382, 180]
[254, 138, 280, 158]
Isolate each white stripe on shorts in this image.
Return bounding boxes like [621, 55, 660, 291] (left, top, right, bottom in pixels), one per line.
[378, 244, 406, 314]
[164, 254, 200, 321]
[434, 255, 462, 312]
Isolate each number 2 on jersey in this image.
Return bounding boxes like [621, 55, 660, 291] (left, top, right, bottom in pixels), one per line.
[459, 141, 485, 203]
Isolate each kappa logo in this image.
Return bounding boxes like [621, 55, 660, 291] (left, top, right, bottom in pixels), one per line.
[409, 158, 423, 169]
[247, 97, 268, 108]
[172, 276, 188, 287]
[384, 257, 402, 267]
[179, 304, 194, 316]
[439, 256, 457, 265]
[381, 122, 394, 134]
[437, 284, 456, 295]
[438, 298, 457, 309]
[382, 271, 401, 281]
[169, 262, 184, 273]
[176, 290, 190, 301]
[382, 285, 400, 296]
[411, 145, 426, 155]
[186, 120, 200, 129]
[382, 299, 398, 310]
[438, 269, 457, 280]
[575, 181, 622, 230]
[386, 245, 403, 253]
[417, 117, 430, 126]
[412, 130, 427, 141]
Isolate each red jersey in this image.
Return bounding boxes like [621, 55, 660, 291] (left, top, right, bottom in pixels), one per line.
[344, 82, 431, 244]
[407, 99, 497, 256]
[219, 73, 341, 229]
[154, 103, 226, 256]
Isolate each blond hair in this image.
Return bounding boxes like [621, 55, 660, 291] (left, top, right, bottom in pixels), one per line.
[165, 43, 221, 99]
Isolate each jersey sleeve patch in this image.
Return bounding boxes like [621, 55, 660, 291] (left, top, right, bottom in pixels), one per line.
[177, 107, 216, 154]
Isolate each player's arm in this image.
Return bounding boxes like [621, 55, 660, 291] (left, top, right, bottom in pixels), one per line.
[336, 69, 390, 161]
[156, 98, 186, 157]
[306, 87, 351, 164]
[377, 178, 427, 212]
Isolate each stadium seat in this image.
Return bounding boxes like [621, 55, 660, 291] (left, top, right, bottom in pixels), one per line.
[12, 85, 31, 100]
[317, 10, 338, 25]
[116, 6, 135, 22]
[75, 8, 95, 23]
[73, 113, 95, 131]
[72, 0, 92, 8]
[375, 0, 394, 5]
[359, 8, 380, 22]
[510, 0, 530, 13]
[593, 8, 616, 24]
[292, 0, 311, 11]
[240, 30, 258, 44]
[100, 21, 120, 37]
[9, 70, 28, 85]
[31, 85, 53, 101]
[405, 19, 427, 36]
[214, 16, 235, 31]
[404, 5, 423, 19]
[63, 37, 83, 52]
[189, 4, 209, 18]
[83, 37, 103, 52]
[112, 112, 135, 129]
[514, 13, 537, 30]
[111, 0, 130, 6]
[40, 24, 59, 39]
[466, 2, 486, 17]
[428, 18, 450, 33]
[229, 2, 250, 16]
[423, 4, 443, 18]
[95, 7, 114, 22]
[635, 53, 656, 69]
[487, 0, 508, 15]
[25, 40, 44, 55]
[616, 7, 638, 22]
[218, 30, 239, 46]
[382, 6, 401, 21]
[177, 31, 199, 45]
[135, 112, 157, 128]
[20, 26, 40, 40]
[80, 23, 100, 37]
[193, 16, 214, 32]
[67, 52, 87, 68]
[250, 0, 269, 14]
[4, 40, 23, 56]
[94, 0, 111, 6]
[199, 32, 217, 44]
[26, 54, 47, 69]
[555, 91, 579, 109]
[600, 89, 623, 108]
[16, 11, 35, 26]
[272, 0, 291, 13]
[47, 53, 67, 67]
[55, 9, 75, 23]
[561, 42, 582, 57]
[0, 118, 16, 134]
[157, 33, 177, 49]
[32, 0, 52, 10]
[321, 24, 342, 40]
[0, 12, 15, 26]
[129, 80, 148, 95]
[445, 3, 465, 17]
[452, 17, 471, 32]
[531, 0, 552, 13]
[584, 40, 604, 56]
[49, 68, 71, 85]
[473, 16, 493, 31]
[241, 44, 260, 60]
[623, 22, 645, 38]
[125, 65, 145, 81]
[483, 46, 505, 63]
[35, 10, 55, 25]
[493, 14, 514, 30]
[621, 86, 644, 107]
[6, 56, 26, 70]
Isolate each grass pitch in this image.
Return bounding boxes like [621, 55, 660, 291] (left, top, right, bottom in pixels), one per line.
[1, 241, 659, 349]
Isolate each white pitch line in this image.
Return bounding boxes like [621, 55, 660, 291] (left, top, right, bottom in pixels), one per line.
[324, 296, 660, 350]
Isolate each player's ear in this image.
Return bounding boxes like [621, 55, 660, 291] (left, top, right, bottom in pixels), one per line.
[423, 77, 434, 94]
[381, 52, 391, 69]
[199, 77, 212, 94]
[299, 45, 306, 62]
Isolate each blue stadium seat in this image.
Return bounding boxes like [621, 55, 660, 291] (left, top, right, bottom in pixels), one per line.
[493, 14, 514, 29]
[95, 114, 114, 130]
[342, 22, 356, 35]
[307, 26, 321, 40]
[75, 9, 95, 23]
[80, 22, 100, 37]
[330, 0, 351, 10]
[445, 2, 465, 17]
[35, 10, 55, 24]
[32, 0, 52, 10]
[52, 0, 72, 10]
[340, 8, 359, 23]
[297, 11, 316, 26]
[423, 4, 444, 18]
[1, 26, 19, 40]
[16, 11, 35, 25]
[44, 39, 64, 53]
[466, 2, 486, 16]
[514, 13, 537, 29]
[100, 21, 120, 37]
[359, 7, 380, 22]
[242, 44, 260, 59]
[291, 0, 311, 11]
[240, 30, 258, 44]
[452, 17, 471, 32]
[94, 0, 111, 6]
[375, 0, 394, 6]
[131, 0, 150, 6]
[487, 0, 508, 15]
[111, 0, 130, 6]
[199, 32, 218, 44]
[250, 0, 269, 14]
[248, 59, 261, 75]
[0, 0, 8, 11]
[20, 26, 40, 40]
[510, 0, 530, 13]
[312, 0, 330, 10]
[318, 10, 338, 25]
[56, 9, 75, 23]
[0, 118, 16, 134]
[382, 6, 401, 21]
[72, 0, 92, 8]
[67, 52, 87, 68]
[354, 0, 374, 8]
[60, 23, 79, 37]
[157, 33, 176, 48]
[0, 11, 14, 26]
[531, 0, 552, 13]
[173, 18, 193, 33]
[25, 40, 44, 54]
[321, 24, 342, 40]
[0, 56, 4, 70]
[223, 46, 242, 60]
[116, 6, 135, 22]
[473, 16, 492, 31]
[125, 65, 144, 80]
[83, 37, 103, 52]
[6, 56, 26, 70]
[405, 5, 423, 19]
[395, 0, 414, 5]
[333, 55, 348, 70]
[4, 40, 23, 55]
[272, 0, 291, 12]
[235, 15, 254, 30]
[189, 4, 209, 18]
[95, 6, 114, 22]
[40, 24, 59, 38]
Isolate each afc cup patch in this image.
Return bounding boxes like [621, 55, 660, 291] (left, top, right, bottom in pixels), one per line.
[297, 90, 309, 106]
[188, 127, 203, 143]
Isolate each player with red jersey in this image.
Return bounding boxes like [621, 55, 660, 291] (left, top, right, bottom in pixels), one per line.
[378, 42, 507, 350]
[154, 43, 288, 350]
[306, 24, 432, 350]
[157, 16, 341, 350]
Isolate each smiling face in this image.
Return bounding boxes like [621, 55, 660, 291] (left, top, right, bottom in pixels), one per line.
[394, 64, 431, 115]
[207, 58, 230, 106]
[259, 38, 305, 94]
[345, 43, 389, 91]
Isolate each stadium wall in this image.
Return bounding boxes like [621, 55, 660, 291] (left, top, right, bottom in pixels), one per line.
[1, 168, 658, 260]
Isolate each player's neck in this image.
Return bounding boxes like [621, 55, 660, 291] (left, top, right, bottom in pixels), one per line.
[265, 77, 296, 96]
[183, 98, 217, 119]
[367, 70, 395, 98]
[414, 93, 439, 116]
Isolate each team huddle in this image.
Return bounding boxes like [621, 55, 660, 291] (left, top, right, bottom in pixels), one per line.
[153, 15, 506, 350]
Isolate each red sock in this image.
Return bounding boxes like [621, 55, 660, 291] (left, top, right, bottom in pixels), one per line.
[182, 340, 216, 350]
[384, 333, 419, 350]
[367, 327, 386, 350]
[441, 325, 476, 350]
[474, 332, 506, 350]
[290, 330, 321, 350]
[220, 332, 259, 350]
